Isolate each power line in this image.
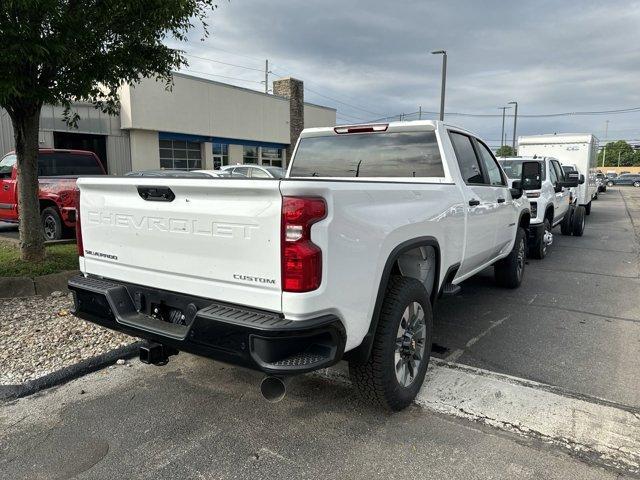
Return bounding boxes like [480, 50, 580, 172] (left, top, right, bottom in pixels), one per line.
[183, 53, 265, 72]
[179, 68, 262, 84]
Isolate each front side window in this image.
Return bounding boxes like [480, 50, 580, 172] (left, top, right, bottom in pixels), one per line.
[551, 160, 565, 181]
[232, 166, 250, 177]
[243, 146, 258, 164]
[549, 161, 558, 184]
[289, 131, 444, 178]
[159, 140, 202, 170]
[251, 168, 270, 178]
[0, 154, 16, 177]
[475, 141, 505, 186]
[449, 132, 484, 184]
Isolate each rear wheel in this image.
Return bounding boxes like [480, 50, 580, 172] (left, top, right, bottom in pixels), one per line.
[607, 180, 614, 187]
[349, 275, 432, 411]
[634, 181, 640, 188]
[572, 205, 586, 237]
[584, 201, 592, 215]
[494, 227, 526, 288]
[41, 207, 63, 241]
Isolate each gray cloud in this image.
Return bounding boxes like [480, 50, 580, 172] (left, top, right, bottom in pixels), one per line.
[173, 0, 640, 146]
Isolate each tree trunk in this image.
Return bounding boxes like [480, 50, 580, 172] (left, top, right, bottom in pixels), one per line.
[10, 104, 45, 262]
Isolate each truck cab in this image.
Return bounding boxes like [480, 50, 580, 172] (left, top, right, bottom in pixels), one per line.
[499, 156, 582, 258]
[0, 149, 105, 240]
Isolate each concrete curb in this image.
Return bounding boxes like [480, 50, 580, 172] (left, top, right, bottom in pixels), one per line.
[0, 270, 79, 298]
[0, 342, 142, 401]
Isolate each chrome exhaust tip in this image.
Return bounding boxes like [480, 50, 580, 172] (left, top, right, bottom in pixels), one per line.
[260, 376, 287, 403]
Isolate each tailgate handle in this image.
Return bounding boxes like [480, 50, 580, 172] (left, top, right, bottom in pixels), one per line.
[137, 186, 175, 202]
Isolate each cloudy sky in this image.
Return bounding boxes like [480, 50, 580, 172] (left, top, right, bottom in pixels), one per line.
[172, 0, 640, 147]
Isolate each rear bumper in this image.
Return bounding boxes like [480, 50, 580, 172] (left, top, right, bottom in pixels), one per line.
[68, 275, 346, 375]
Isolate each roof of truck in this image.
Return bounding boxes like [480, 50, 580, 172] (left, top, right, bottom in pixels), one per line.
[518, 134, 598, 145]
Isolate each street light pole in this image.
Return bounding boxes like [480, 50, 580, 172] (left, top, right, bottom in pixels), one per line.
[508, 101, 518, 153]
[431, 50, 447, 121]
[499, 106, 511, 148]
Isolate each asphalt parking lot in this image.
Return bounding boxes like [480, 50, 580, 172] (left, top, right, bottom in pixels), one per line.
[1, 187, 639, 479]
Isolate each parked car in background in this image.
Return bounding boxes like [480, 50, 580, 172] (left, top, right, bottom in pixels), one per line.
[69, 120, 539, 411]
[518, 134, 598, 215]
[220, 164, 285, 179]
[608, 173, 640, 187]
[594, 172, 607, 193]
[500, 156, 583, 259]
[0, 149, 105, 240]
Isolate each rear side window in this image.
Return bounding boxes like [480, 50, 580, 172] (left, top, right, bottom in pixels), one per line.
[38, 153, 103, 176]
[289, 131, 444, 178]
[449, 132, 484, 184]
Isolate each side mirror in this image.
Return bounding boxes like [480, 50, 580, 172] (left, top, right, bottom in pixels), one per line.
[521, 161, 542, 190]
[510, 180, 523, 199]
[562, 170, 580, 188]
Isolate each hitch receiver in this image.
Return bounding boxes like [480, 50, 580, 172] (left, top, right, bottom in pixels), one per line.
[139, 342, 178, 366]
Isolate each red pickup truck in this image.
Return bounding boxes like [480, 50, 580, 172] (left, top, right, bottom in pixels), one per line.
[0, 149, 105, 240]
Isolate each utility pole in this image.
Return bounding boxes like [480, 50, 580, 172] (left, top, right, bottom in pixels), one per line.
[431, 50, 447, 121]
[618, 151, 621, 167]
[499, 106, 511, 148]
[264, 59, 269, 94]
[602, 120, 609, 167]
[418, 106, 422, 120]
[508, 101, 518, 152]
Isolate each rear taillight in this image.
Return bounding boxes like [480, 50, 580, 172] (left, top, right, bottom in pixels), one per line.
[281, 196, 326, 292]
[75, 193, 83, 257]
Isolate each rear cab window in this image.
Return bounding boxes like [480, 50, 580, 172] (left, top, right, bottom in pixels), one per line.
[289, 130, 445, 179]
[38, 152, 103, 176]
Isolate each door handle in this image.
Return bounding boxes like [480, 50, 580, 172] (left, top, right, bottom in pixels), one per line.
[2, 185, 8, 191]
[468, 199, 480, 207]
[497, 198, 506, 204]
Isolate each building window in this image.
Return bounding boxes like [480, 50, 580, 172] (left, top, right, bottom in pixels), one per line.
[159, 139, 202, 170]
[261, 147, 283, 167]
[212, 143, 228, 169]
[243, 146, 258, 164]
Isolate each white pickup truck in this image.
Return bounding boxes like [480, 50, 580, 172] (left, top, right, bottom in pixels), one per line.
[69, 121, 542, 411]
[499, 156, 584, 259]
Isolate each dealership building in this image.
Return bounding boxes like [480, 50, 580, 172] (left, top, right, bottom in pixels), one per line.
[0, 73, 336, 175]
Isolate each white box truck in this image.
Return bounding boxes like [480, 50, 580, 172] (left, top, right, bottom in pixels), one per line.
[518, 134, 599, 215]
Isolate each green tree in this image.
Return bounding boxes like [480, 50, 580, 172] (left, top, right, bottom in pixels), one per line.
[0, 0, 214, 261]
[496, 145, 516, 157]
[597, 140, 635, 168]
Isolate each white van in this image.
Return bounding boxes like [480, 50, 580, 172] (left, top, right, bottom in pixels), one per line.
[518, 134, 599, 215]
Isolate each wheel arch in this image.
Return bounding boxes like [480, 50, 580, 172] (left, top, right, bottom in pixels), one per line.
[344, 236, 441, 364]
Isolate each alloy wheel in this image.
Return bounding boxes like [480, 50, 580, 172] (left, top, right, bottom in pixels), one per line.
[394, 301, 427, 388]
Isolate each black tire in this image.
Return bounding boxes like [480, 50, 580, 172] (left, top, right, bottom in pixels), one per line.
[594, 192, 598, 200]
[634, 181, 640, 188]
[584, 201, 592, 215]
[41, 207, 63, 241]
[603, 186, 607, 192]
[349, 275, 432, 411]
[572, 205, 586, 237]
[530, 218, 550, 259]
[561, 206, 574, 236]
[607, 181, 614, 187]
[494, 227, 526, 289]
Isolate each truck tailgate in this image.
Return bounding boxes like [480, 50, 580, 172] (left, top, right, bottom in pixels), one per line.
[77, 177, 282, 312]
